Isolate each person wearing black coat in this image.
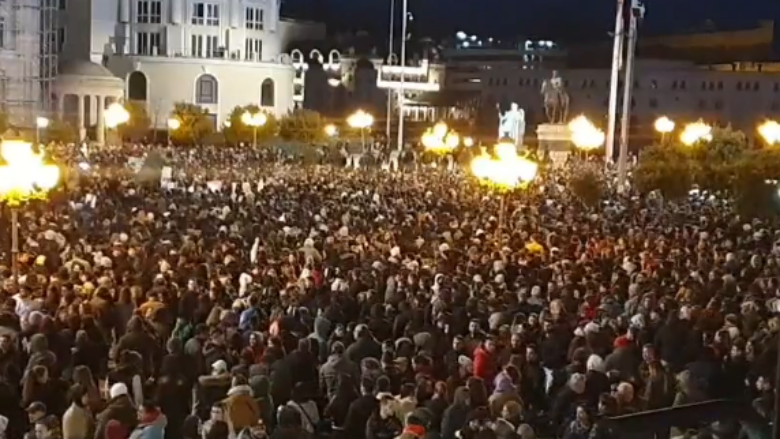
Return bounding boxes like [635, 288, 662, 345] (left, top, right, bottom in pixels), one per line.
[285, 338, 319, 395]
[346, 325, 381, 365]
[343, 378, 379, 439]
[441, 387, 470, 439]
[653, 314, 690, 373]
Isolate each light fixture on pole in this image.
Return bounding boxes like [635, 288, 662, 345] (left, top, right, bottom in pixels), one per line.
[104, 103, 130, 145]
[758, 120, 780, 146]
[35, 117, 49, 146]
[324, 124, 338, 138]
[471, 143, 538, 231]
[347, 109, 374, 150]
[167, 118, 181, 144]
[0, 140, 59, 287]
[680, 120, 713, 146]
[241, 110, 268, 148]
[654, 116, 675, 143]
[569, 115, 606, 159]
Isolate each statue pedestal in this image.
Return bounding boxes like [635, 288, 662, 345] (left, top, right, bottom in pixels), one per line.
[536, 124, 571, 167]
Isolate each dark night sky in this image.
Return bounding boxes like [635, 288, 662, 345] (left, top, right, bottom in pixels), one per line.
[282, 0, 779, 42]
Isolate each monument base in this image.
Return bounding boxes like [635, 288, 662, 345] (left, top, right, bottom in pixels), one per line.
[536, 124, 571, 166]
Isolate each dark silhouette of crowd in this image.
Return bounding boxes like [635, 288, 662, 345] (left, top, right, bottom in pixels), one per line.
[0, 142, 777, 439]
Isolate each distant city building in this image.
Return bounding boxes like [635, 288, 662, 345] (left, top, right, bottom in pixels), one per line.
[481, 58, 780, 132]
[0, 0, 58, 127]
[54, 0, 321, 140]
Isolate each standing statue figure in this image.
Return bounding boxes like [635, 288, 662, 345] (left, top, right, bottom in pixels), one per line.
[541, 70, 570, 124]
[496, 102, 526, 145]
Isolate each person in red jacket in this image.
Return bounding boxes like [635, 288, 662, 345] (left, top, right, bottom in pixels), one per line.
[473, 338, 498, 389]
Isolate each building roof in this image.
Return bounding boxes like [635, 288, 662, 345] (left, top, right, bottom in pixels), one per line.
[59, 60, 118, 78]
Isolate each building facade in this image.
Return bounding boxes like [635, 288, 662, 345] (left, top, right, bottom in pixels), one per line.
[55, 0, 302, 136]
[481, 59, 780, 131]
[0, 0, 58, 127]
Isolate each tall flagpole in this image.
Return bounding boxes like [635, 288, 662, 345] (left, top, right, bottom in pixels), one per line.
[617, 1, 640, 192]
[385, 0, 395, 142]
[605, 0, 625, 167]
[396, 0, 408, 151]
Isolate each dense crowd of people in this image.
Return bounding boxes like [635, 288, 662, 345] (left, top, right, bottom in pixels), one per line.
[0, 141, 777, 439]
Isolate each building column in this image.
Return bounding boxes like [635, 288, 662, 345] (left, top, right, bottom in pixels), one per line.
[96, 95, 106, 145]
[77, 94, 86, 141]
[57, 94, 65, 118]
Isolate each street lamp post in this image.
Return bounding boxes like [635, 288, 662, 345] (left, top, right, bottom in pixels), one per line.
[167, 118, 181, 145]
[35, 117, 49, 146]
[241, 111, 268, 148]
[104, 103, 130, 145]
[654, 116, 675, 144]
[347, 110, 374, 150]
[471, 142, 538, 231]
[0, 140, 60, 287]
[569, 115, 606, 160]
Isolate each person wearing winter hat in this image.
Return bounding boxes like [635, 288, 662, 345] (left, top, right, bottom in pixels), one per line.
[94, 384, 137, 439]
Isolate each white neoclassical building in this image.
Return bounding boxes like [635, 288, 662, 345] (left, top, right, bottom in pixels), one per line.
[55, 0, 301, 136]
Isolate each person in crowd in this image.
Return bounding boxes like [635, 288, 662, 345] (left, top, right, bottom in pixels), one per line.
[62, 384, 93, 439]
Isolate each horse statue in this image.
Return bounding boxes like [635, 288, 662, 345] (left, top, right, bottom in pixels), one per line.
[540, 71, 570, 124]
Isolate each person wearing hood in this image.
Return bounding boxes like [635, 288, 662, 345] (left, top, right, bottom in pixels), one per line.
[488, 367, 521, 418]
[320, 342, 360, 399]
[26, 333, 57, 377]
[128, 402, 167, 439]
[223, 375, 260, 436]
[249, 375, 275, 431]
[95, 383, 138, 439]
[195, 360, 232, 420]
[308, 316, 332, 363]
[113, 317, 160, 378]
[440, 387, 469, 439]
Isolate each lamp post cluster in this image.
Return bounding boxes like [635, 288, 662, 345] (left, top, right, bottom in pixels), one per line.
[421, 121, 461, 154]
[104, 102, 130, 144]
[470, 141, 538, 231]
[568, 115, 606, 157]
[0, 140, 60, 286]
[241, 111, 268, 148]
[758, 120, 780, 146]
[347, 110, 374, 149]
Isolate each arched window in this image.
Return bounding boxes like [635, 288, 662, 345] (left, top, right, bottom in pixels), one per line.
[260, 78, 275, 107]
[195, 74, 218, 104]
[127, 71, 148, 101]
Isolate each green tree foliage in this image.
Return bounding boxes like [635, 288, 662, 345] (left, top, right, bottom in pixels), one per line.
[685, 126, 749, 192]
[47, 118, 79, 143]
[568, 165, 605, 207]
[635, 126, 752, 199]
[118, 100, 152, 142]
[732, 148, 780, 217]
[222, 105, 278, 145]
[278, 109, 327, 144]
[634, 143, 694, 200]
[170, 102, 213, 144]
